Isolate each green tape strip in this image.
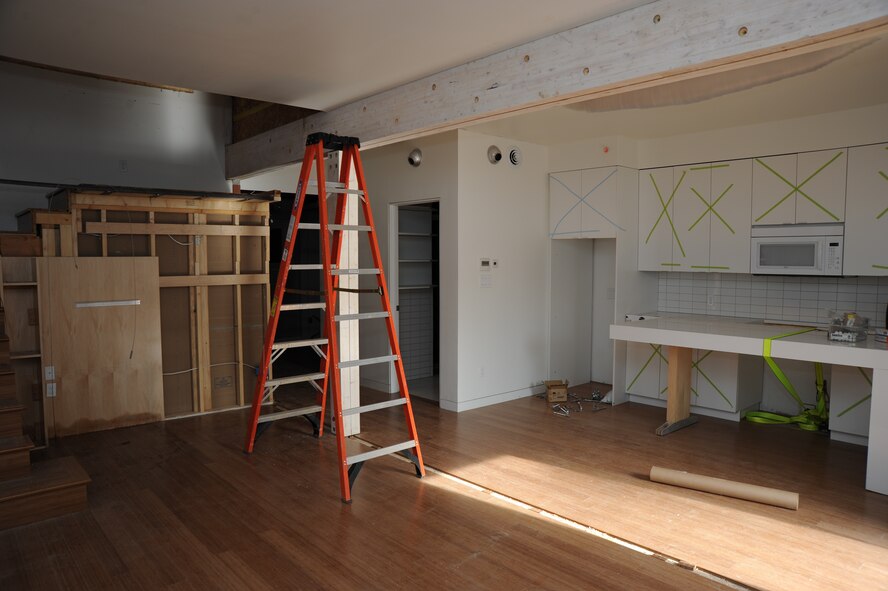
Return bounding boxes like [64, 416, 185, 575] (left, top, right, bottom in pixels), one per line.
[873, 265, 888, 270]
[661, 262, 681, 267]
[748, 328, 827, 431]
[877, 171, 887, 219]
[691, 265, 730, 270]
[837, 368, 873, 417]
[689, 164, 730, 170]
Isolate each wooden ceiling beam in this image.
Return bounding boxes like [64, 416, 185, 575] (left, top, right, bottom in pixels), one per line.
[225, 0, 888, 179]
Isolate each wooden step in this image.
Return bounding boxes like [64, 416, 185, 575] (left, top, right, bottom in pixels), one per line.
[0, 398, 24, 438]
[0, 435, 33, 479]
[0, 372, 14, 400]
[0, 456, 90, 530]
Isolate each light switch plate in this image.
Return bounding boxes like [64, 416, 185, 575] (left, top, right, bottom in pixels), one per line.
[46, 383, 57, 398]
[44, 366, 55, 381]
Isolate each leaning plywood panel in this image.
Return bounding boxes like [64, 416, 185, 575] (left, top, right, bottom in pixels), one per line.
[37, 258, 164, 437]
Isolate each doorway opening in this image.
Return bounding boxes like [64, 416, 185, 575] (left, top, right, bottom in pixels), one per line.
[394, 201, 440, 402]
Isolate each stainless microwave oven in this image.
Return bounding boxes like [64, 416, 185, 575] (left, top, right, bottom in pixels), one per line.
[750, 224, 843, 275]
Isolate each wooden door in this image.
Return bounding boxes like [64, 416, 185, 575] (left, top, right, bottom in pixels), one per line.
[38, 258, 163, 437]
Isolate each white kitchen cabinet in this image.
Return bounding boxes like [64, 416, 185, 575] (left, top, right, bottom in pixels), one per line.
[796, 149, 847, 223]
[830, 365, 872, 445]
[752, 150, 846, 225]
[673, 164, 710, 270]
[843, 142, 888, 275]
[549, 170, 582, 237]
[626, 344, 762, 419]
[638, 167, 677, 271]
[752, 154, 798, 225]
[693, 350, 762, 414]
[549, 167, 624, 239]
[709, 159, 753, 273]
[625, 341, 663, 398]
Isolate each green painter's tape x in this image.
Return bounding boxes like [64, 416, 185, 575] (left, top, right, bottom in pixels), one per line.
[690, 351, 732, 408]
[754, 152, 843, 222]
[688, 184, 736, 234]
[837, 367, 872, 418]
[645, 171, 686, 258]
[877, 170, 888, 220]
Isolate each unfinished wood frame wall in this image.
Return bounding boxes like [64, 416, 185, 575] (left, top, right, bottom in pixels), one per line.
[26, 190, 275, 417]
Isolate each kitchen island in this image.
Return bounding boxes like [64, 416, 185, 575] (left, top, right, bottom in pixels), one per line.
[611, 314, 888, 495]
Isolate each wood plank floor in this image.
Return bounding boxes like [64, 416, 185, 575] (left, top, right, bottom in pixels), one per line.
[0, 403, 731, 590]
[360, 388, 888, 591]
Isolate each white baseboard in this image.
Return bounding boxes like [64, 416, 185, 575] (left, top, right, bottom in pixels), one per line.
[442, 385, 541, 413]
[627, 394, 749, 422]
[360, 376, 395, 394]
[830, 431, 868, 447]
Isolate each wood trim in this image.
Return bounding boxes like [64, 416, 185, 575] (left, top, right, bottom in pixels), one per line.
[158, 274, 268, 288]
[33, 212, 72, 226]
[69, 193, 274, 213]
[225, 3, 888, 178]
[84, 222, 268, 237]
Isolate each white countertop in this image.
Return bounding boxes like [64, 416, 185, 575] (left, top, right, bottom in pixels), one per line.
[611, 313, 888, 370]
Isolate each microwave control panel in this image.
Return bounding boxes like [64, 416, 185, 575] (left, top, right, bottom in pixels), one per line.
[825, 241, 843, 274]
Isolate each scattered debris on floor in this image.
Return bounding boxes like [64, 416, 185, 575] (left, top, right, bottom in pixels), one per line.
[538, 387, 609, 416]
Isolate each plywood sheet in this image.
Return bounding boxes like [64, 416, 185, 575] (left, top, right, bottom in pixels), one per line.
[38, 257, 164, 436]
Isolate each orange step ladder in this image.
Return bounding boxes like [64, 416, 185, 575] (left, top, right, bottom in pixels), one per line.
[244, 132, 425, 503]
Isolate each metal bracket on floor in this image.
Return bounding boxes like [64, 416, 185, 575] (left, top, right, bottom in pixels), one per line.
[655, 416, 698, 436]
[304, 413, 321, 437]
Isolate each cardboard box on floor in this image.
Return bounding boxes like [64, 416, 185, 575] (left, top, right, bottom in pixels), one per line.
[544, 380, 568, 403]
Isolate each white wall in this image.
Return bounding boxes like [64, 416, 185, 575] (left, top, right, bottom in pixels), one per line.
[0, 61, 231, 230]
[638, 103, 888, 168]
[549, 135, 639, 172]
[361, 133, 459, 403]
[455, 130, 549, 411]
[591, 238, 616, 383]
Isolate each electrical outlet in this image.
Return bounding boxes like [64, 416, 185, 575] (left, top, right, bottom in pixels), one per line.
[44, 366, 55, 381]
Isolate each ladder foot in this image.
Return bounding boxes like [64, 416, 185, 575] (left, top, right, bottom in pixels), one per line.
[303, 413, 321, 438]
[401, 449, 423, 478]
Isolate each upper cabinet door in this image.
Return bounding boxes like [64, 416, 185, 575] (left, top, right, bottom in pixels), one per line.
[752, 154, 797, 225]
[579, 167, 622, 238]
[549, 171, 582, 238]
[673, 164, 711, 271]
[638, 167, 676, 271]
[844, 143, 888, 275]
[709, 159, 752, 273]
[795, 149, 847, 224]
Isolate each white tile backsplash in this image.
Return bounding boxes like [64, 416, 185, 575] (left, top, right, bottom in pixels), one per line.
[658, 272, 888, 328]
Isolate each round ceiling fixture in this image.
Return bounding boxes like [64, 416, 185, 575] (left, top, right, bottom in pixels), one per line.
[508, 146, 522, 166]
[407, 148, 423, 167]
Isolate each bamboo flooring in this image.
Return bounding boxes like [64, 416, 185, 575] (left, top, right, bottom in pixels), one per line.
[359, 386, 888, 591]
[0, 400, 730, 591]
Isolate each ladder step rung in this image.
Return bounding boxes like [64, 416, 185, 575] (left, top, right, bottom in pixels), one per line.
[342, 397, 407, 417]
[339, 354, 398, 369]
[329, 224, 371, 232]
[266, 372, 325, 387]
[257, 405, 323, 423]
[272, 338, 328, 351]
[289, 264, 324, 271]
[308, 181, 365, 196]
[346, 440, 417, 466]
[280, 302, 326, 311]
[335, 311, 390, 321]
[331, 268, 380, 276]
[298, 223, 320, 230]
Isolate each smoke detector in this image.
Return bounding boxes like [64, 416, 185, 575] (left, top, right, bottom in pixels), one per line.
[507, 146, 522, 166]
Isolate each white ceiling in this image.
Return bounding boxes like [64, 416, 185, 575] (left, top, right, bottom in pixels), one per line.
[0, 0, 651, 111]
[470, 35, 888, 145]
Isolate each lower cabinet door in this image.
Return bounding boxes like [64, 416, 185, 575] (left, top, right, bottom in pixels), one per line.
[692, 350, 739, 412]
[625, 341, 662, 399]
[830, 365, 871, 439]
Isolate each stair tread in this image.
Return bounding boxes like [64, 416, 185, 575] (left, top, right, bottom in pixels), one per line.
[0, 398, 24, 412]
[0, 435, 33, 454]
[0, 457, 90, 502]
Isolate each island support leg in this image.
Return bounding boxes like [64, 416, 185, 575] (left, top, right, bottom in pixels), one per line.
[656, 345, 698, 436]
[866, 368, 888, 495]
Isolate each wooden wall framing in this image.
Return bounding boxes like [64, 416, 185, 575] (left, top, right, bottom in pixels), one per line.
[25, 190, 276, 418]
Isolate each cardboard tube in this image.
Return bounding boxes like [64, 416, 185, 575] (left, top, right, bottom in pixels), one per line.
[650, 466, 799, 510]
